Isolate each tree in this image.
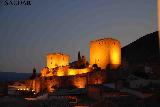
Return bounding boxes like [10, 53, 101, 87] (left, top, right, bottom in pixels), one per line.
[78, 51, 81, 61]
[30, 68, 37, 79]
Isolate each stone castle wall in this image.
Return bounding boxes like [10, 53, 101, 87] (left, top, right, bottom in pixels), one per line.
[27, 70, 107, 93]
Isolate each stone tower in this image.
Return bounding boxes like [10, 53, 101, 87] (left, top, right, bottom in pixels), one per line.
[47, 53, 70, 69]
[90, 38, 121, 69]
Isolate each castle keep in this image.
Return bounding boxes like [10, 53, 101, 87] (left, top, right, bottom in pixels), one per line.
[90, 38, 121, 69]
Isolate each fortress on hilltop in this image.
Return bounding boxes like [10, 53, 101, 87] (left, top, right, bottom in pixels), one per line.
[24, 38, 121, 93]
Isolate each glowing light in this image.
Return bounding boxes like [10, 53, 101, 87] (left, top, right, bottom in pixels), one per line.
[23, 89, 25, 90]
[80, 68, 89, 74]
[110, 43, 121, 69]
[18, 89, 19, 90]
[26, 88, 29, 90]
[111, 51, 120, 64]
[20, 89, 22, 90]
[57, 70, 65, 76]
[34, 93, 36, 94]
[68, 69, 76, 75]
[68, 68, 89, 76]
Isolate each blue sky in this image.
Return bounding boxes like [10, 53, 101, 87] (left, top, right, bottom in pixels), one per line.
[0, 0, 157, 73]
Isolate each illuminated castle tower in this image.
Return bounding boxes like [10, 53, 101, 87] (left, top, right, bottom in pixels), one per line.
[158, 0, 160, 52]
[90, 38, 121, 69]
[47, 53, 70, 69]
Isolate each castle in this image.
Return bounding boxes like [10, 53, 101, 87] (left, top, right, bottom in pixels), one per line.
[27, 38, 121, 93]
[40, 38, 121, 77]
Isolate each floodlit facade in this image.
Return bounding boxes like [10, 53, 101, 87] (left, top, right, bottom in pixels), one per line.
[35, 38, 121, 92]
[44, 52, 90, 76]
[47, 53, 70, 69]
[90, 38, 121, 69]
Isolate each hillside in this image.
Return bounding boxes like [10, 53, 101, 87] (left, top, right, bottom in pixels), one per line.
[122, 31, 159, 63]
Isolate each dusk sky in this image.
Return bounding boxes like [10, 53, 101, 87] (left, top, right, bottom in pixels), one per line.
[0, 0, 158, 73]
